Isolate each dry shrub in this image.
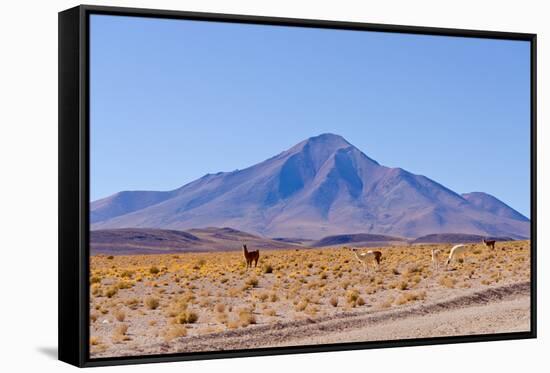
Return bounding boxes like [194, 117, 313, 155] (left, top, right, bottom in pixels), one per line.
[175, 310, 198, 324]
[263, 308, 277, 316]
[295, 300, 308, 312]
[346, 289, 360, 305]
[216, 311, 228, 324]
[112, 323, 130, 343]
[114, 309, 126, 322]
[103, 286, 118, 298]
[404, 264, 422, 276]
[125, 298, 139, 310]
[91, 284, 101, 296]
[149, 266, 160, 275]
[238, 309, 256, 326]
[145, 296, 160, 310]
[90, 336, 101, 346]
[164, 325, 187, 342]
[117, 280, 133, 290]
[90, 276, 101, 284]
[256, 292, 269, 302]
[120, 270, 134, 278]
[396, 291, 427, 305]
[439, 276, 457, 288]
[245, 276, 259, 288]
[329, 296, 338, 307]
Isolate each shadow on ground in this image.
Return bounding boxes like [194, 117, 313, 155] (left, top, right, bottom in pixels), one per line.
[37, 346, 58, 360]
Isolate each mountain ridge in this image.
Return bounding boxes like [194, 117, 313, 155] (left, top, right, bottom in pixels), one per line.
[91, 133, 529, 239]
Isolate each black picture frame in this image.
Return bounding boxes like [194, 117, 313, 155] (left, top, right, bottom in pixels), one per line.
[59, 4, 537, 368]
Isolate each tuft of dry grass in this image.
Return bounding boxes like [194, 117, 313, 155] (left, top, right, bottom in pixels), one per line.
[439, 276, 457, 288]
[238, 309, 256, 326]
[396, 291, 427, 305]
[163, 325, 187, 341]
[174, 308, 199, 324]
[103, 286, 118, 298]
[144, 296, 160, 310]
[245, 276, 259, 288]
[112, 323, 130, 343]
[114, 309, 126, 322]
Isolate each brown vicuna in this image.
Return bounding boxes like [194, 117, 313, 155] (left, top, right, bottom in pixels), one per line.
[242, 244, 259, 268]
[351, 248, 382, 272]
[482, 238, 496, 249]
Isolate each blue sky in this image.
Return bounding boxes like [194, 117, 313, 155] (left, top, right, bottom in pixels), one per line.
[90, 15, 531, 217]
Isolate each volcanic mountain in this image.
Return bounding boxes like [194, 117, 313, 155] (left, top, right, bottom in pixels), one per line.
[91, 134, 529, 239]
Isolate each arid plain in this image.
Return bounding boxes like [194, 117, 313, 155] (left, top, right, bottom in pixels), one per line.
[89, 240, 530, 357]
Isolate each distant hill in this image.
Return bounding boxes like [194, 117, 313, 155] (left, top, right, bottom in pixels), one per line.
[272, 237, 312, 245]
[412, 233, 515, 245]
[312, 233, 407, 248]
[90, 227, 300, 255]
[91, 133, 530, 239]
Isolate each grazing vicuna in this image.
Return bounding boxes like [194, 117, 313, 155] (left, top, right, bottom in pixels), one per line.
[482, 238, 496, 249]
[242, 244, 259, 269]
[351, 248, 382, 272]
[431, 249, 442, 271]
[446, 244, 468, 267]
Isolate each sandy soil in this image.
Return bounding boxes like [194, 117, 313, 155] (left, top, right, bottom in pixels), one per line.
[95, 281, 530, 356]
[89, 241, 531, 358]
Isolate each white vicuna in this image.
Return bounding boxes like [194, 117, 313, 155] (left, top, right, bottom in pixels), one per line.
[445, 244, 469, 267]
[431, 249, 442, 271]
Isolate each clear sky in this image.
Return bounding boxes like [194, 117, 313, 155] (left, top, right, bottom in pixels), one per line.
[90, 14, 531, 217]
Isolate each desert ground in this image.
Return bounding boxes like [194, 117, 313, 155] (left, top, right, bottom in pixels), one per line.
[89, 240, 531, 358]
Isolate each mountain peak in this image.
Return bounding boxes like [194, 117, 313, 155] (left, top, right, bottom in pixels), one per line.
[303, 133, 351, 148]
[285, 133, 352, 159]
[309, 133, 348, 141]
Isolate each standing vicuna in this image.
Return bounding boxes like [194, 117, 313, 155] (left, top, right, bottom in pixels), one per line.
[482, 238, 496, 249]
[431, 249, 442, 271]
[446, 244, 469, 267]
[242, 244, 259, 269]
[351, 248, 382, 272]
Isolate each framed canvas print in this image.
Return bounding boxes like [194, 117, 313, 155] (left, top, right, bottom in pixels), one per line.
[58, 5, 537, 367]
